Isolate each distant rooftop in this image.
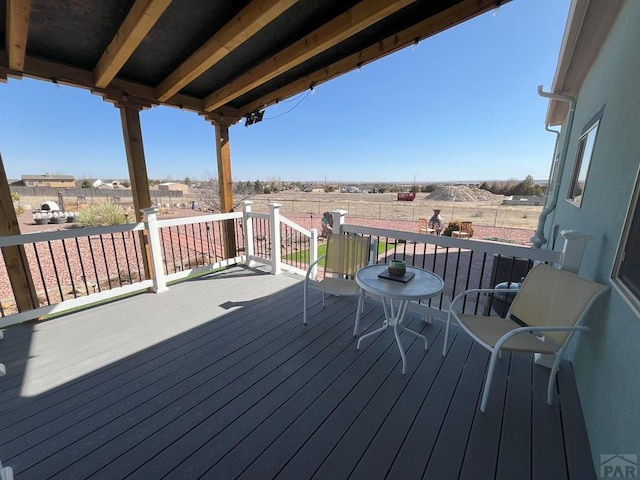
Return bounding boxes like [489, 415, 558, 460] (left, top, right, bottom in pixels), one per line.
[21, 174, 75, 181]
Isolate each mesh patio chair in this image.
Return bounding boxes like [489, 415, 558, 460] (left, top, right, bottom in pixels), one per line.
[303, 233, 376, 337]
[442, 263, 608, 412]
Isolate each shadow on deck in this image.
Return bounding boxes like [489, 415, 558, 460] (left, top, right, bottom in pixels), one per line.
[0, 266, 594, 479]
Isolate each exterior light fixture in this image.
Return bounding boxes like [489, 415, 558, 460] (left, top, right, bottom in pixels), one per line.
[244, 110, 264, 127]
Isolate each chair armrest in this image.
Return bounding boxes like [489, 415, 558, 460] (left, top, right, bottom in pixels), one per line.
[306, 255, 326, 281]
[494, 325, 589, 351]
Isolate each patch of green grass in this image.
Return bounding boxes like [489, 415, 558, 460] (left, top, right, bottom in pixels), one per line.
[284, 240, 393, 266]
[482, 236, 519, 244]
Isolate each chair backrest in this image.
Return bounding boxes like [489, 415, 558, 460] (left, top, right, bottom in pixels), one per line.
[460, 221, 472, 232]
[509, 263, 607, 345]
[324, 233, 372, 278]
[418, 218, 428, 233]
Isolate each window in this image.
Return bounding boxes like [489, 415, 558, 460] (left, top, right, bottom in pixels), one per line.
[567, 108, 604, 207]
[613, 166, 640, 314]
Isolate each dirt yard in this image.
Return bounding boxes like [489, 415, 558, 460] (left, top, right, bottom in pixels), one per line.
[244, 191, 542, 230]
[14, 189, 542, 236]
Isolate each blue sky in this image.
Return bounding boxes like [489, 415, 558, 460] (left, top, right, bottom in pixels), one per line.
[0, 0, 570, 184]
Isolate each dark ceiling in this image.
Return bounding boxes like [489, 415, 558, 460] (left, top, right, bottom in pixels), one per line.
[0, 0, 506, 124]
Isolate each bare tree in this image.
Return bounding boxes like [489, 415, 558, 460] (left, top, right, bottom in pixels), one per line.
[191, 171, 256, 212]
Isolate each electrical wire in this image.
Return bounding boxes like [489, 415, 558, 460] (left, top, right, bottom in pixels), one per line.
[275, 90, 307, 103]
[263, 90, 311, 120]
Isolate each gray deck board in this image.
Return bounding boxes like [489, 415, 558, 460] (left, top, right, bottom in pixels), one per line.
[0, 265, 597, 479]
[533, 360, 568, 480]
[558, 363, 597, 480]
[422, 341, 489, 479]
[458, 351, 510, 480]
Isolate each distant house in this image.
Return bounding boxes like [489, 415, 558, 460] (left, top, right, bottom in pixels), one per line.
[20, 174, 75, 188]
[158, 182, 189, 194]
[502, 195, 545, 206]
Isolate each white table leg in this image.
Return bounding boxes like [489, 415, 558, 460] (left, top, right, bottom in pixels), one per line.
[357, 297, 428, 374]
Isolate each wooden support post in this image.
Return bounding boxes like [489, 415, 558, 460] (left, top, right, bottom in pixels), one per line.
[215, 123, 237, 259]
[0, 153, 38, 312]
[120, 106, 153, 278]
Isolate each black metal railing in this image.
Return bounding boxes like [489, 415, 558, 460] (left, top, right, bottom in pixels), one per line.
[342, 225, 556, 316]
[158, 217, 245, 274]
[251, 216, 271, 261]
[280, 222, 312, 272]
[0, 229, 147, 317]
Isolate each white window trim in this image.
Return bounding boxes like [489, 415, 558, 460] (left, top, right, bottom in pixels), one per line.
[567, 107, 605, 208]
[612, 163, 640, 318]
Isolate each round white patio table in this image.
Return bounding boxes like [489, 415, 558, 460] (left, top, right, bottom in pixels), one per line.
[356, 264, 445, 374]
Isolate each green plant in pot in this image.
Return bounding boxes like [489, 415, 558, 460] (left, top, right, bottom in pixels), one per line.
[388, 260, 407, 277]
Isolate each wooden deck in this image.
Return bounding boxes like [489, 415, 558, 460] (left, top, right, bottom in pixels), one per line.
[0, 266, 595, 479]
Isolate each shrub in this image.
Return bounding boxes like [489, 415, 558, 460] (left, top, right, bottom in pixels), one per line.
[78, 202, 131, 227]
[442, 220, 474, 238]
[11, 192, 24, 214]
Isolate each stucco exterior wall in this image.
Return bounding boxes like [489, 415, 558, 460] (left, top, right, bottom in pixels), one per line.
[545, 0, 640, 467]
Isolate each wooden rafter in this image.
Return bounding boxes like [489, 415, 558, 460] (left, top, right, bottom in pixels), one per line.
[156, 0, 298, 102]
[0, 52, 241, 120]
[203, 0, 415, 112]
[6, 0, 31, 71]
[94, 0, 172, 88]
[241, 0, 500, 115]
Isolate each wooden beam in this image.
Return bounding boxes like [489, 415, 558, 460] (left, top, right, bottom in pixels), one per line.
[242, 0, 502, 115]
[203, 0, 415, 112]
[119, 106, 152, 278]
[0, 52, 241, 119]
[215, 124, 236, 258]
[94, 0, 172, 88]
[199, 108, 242, 127]
[0, 152, 39, 312]
[157, 0, 297, 102]
[6, 0, 31, 71]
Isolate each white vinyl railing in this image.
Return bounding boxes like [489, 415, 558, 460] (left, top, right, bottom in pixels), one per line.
[0, 203, 588, 330]
[0, 202, 318, 327]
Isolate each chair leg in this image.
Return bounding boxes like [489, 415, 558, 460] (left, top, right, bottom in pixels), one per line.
[442, 310, 452, 356]
[480, 348, 500, 413]
[354, 291, 365, 337]
[547, 353, 564, 405]
[322, 292, 326, 307]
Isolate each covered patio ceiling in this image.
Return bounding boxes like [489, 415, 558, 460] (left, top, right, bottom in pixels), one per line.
[0, 0, 506, 123]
